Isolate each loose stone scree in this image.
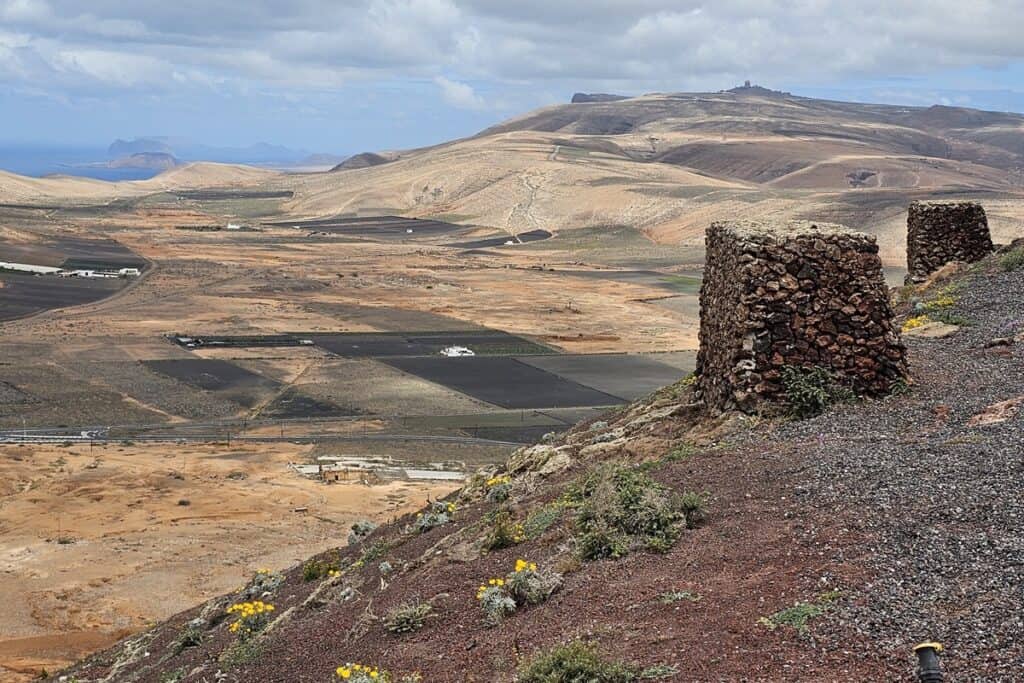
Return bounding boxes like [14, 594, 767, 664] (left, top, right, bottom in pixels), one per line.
[906, 201, 993, 280]
[695, 220, 909, 414]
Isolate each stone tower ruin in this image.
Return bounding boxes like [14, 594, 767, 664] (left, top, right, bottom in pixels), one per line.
[907, 201, 992, 279]
[695, 220, 908, 414]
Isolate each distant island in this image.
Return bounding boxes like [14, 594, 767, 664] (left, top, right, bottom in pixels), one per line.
[108, 152, 179, 171]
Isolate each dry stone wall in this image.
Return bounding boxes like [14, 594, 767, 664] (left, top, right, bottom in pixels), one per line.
[695, 220, 908, 414]
[907, 201, 992, 279]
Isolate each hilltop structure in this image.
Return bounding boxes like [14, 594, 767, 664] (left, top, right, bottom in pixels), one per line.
[907, 201, 993, 279]
[695, 220, 908, 413]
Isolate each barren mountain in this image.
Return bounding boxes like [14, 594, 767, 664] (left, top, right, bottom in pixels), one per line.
[287, 91, 1024, 264]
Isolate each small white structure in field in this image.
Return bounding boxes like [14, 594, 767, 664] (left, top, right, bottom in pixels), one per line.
[504, 240, 515, 246]
[0, 261, 62, 275]
[440, 346, 475, 357]
[406, 228, 414, 234]
[70, 269, 118, 279]
[226, 223, 242, 230]
[118, 267, 141, 276]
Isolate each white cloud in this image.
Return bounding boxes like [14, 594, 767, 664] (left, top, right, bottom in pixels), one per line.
[1, 1, 1024, 104]
[434, 75, 485, 109]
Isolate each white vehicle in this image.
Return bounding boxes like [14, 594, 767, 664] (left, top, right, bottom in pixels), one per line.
[439, 346, 475, 357]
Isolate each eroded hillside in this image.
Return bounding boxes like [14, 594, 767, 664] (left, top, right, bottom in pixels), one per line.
[283, 92, 1024, 266]
[55, 245, 1024, 682]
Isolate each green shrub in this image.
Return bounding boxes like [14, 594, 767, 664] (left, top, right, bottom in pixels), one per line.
[347, 520, 378, 546]
[172, 623, 204, 654]
[519, 641, 639, 683]
[639, 443, 695, 472]
[658, 590, 701, 604]
[1000, 247, 1024, 272]
[639, 664, 680, 680]
[571, 464, 694, 560]
[355, 540, 388, 568]
[928, 309, 970, 326]
[482, 509, 525, 551]
[411, 500, 457, 533]
[506, 560, 562, 606]
[220, 639, 265, 668]
[239, 568, 284, 600]
[780, 366, 855, 418]
[577, 524, 630, 561]
[759, 590, 841, 635]
[384, 600, 432, 634]
[523, 504, 563, 540]
[677, 492, 708, 529]
[302, 553, 340, 582]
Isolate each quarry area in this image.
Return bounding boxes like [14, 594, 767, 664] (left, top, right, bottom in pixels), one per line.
[0, 89, 1022, 681]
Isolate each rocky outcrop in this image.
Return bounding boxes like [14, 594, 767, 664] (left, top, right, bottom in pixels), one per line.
[695, 220, 908, 413]
[331, 152, 393, 171]
[907, 201, 993, 279]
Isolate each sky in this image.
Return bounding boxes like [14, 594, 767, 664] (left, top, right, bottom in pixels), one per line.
[2, 0, 1024, 155]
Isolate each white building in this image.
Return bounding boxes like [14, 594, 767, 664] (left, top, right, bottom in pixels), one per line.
[0, 261, 62, 275]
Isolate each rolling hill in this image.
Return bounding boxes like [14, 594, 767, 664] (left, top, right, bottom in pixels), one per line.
[285, 90, 1024, 264]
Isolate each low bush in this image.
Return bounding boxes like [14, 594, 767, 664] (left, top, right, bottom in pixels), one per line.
[476, 559, 562, 625]
[220, 639, 265, 668]
[411, 500, 457, 533]
[483, 509, 525, 551]
[347, 520, 378, 546]
[1000, 246, 1024, 272]
[238, 568, 284, 601]
[384, 600, 432, 634]
[677, 492, 708, 529]
[303, 552, 341, 582]
[352, 540, 388, 569]
[759, 590, 841, 635]
[506, 559, 562, 606]
[171, 623, 204, 654]
[476, 577, 517, 626]
[658, 590, 701, 604]
[334, 663, 390, 682]
[780, 365, 855, 418]
[518, 640, 639, 683]
[523, 504, 563, 540]
[570, 464, 694, 560]
[225, 600, 275, 640]
[485, 475, 513, 503]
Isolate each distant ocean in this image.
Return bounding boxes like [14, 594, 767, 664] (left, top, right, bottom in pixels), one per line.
[0, 145, 162, 181]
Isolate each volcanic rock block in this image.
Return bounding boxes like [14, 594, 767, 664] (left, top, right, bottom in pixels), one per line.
[907, 201, 992, 279]
[695, 220, 908, 413]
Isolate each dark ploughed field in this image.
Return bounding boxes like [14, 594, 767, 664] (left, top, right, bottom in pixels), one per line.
[143, 359, 281, 408]
[381, 356, 623, 409]
[519, 353, 685, 401]
[0, 272, 123, 321]
[452, 228, 552, 249]
[309, 330, 552, 358]
[266, 215, 467, 240]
